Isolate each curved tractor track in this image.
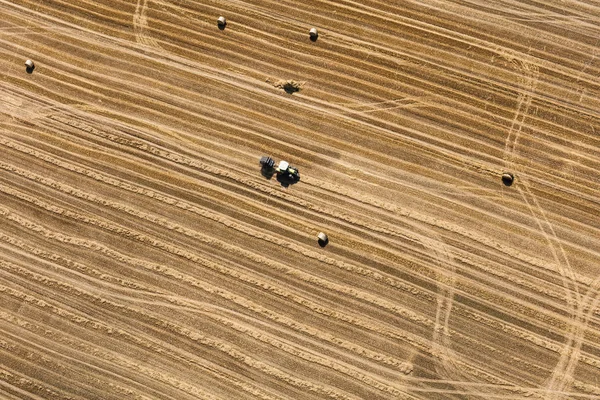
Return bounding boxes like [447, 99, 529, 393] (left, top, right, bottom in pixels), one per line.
[1, 0, 600, 399]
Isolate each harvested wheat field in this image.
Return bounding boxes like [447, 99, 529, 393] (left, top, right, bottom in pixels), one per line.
[1, 0, 600, 399]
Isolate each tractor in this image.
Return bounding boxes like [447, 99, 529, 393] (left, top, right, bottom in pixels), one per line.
[260, 156, 300, 185]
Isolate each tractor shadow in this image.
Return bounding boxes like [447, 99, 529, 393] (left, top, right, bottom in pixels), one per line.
[276, 173, 300, 188]
[260, 166, 300, 188]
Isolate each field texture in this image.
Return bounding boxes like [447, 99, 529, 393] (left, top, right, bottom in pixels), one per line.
[1, 0, 600, 399]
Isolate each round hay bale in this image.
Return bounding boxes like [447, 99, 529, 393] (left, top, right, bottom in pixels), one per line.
[502, 172, 514, 186]
[217, 16, 226, 28]
[317, 232, 328, 247]
[309, 27, 318, 41]
[25, 60, 35, 73]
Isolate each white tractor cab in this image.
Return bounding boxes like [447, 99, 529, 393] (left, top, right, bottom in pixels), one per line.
[260, 156, 300, 184]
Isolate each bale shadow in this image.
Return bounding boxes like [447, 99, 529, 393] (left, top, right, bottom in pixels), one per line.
[283, 85, 300, 94]
[273, 80, 303, 94]
[26, 65, 35, 74]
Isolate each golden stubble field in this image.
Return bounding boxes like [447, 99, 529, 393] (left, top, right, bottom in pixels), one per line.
[1, 0, 599, 399]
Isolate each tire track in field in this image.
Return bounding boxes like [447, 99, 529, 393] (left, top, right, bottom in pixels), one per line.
[425, 231, 471, 393]
[538, 200, 600, 400]
[515, 192, 580, 399]
[510, 107, 598, 400]
[498, 50, 596, 399]
[551, 278, 600, 399]
[503, 71, 535, 160]
[424, 226, 526, 398]
[497, 51, 578, 312]
[499, 50, 540, 167]
[133, 0, 163, 50]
